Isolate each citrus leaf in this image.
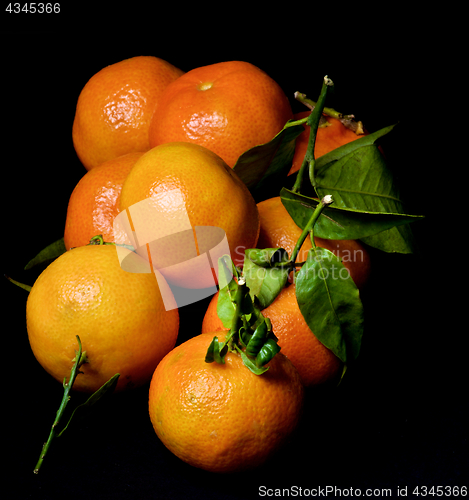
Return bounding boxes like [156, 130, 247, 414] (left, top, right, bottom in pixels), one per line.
[315, 144, 403, 212]
[244, 248, 289, 268]
[57, 373, 120, 437]
[205, 337, 228, 364]
[295, 247, 364, 364]
[280, 188, 423, 241]
[24, 237, 66, 270]
[234, 345, 270, 375]
[216, 256, 240, 329]
[255, 338, 281, 368]
[313, 143, 420, 253]
[243, 249, 289, 309]
[314, 123, 397, 171]
[232, 123, 304, 197]
[245, 318, 270, 358]
[360, 225, 417, 253]
[5, 275, 32, 292]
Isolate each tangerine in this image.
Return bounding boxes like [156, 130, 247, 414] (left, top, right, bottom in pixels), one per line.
[289, 111, 366, 175]
[148, 331, 304, 473]
[148, 60, 293, 168]
[201, 285, 342, 388]
[119, 142, 260, 289]
[64, 152, 143, 250]
[72, 56, 184, 171]
[26, 244, 179, 393]
[256, 196, 371, 290]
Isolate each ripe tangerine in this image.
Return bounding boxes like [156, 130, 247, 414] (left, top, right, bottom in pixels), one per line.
[148, 60, 293, 168]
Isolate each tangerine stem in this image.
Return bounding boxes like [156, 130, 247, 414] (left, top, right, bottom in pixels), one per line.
[33, 336, 87, 474]
[294, 92, 364, 134]
[292, 76, 333, 194]
[289, 195, 334, 265]
[227, 277, 247, 345]
[216, 277, 248, 354]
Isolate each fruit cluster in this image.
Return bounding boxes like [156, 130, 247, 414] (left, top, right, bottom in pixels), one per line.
[11, 56, 422, 474]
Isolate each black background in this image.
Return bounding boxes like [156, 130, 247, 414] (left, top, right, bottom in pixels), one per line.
[2, 17, 465, 500]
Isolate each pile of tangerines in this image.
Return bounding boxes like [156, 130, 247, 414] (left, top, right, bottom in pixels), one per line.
[20, 56, 393, 474]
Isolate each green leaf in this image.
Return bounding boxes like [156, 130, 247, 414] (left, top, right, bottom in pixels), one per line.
[232, 123, 304, 196]
[245, 318, 270, 357]
[295, 247, 364, 364]
[57, 373, 120, 437]
[234, 345, 270, 375]
[255, 338, 281, 368]
[5, 275, 32, 292]
[280, 188, 423, 241]
[243, 249, 290, 309]
[205, 337, 228, 364]
[217, 269, 265, 333]
[25, 238, 66, 270]
[315, 144, 402, 212]
[243, 248, 289, 268]
[216, 256, 240, 329]
[314, 123, 397, 171]
[360, 224, 417, 253]
[314, 143, 420, 252]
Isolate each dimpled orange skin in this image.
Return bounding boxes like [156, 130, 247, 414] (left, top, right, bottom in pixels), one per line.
[119, 142, 260, 289]
[148, 332, 304, 473]
[148, 61, 293, 168]
[72, 56, 184, 171]
[26, 245, 179, 393]
[289, 111, 367, 175]
[201, 285, 342, 388]
[64, 152, 144, 250]
[256, 197, 371, 291]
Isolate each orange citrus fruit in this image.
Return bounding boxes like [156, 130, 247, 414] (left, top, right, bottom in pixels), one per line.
[72, 56, 184, 171]
[148, 60, 293, 168]
[202, 284, 342, 388]
[119, 142, 260, 289]
[64, 152, 143, 250]
[26, 244, 179, 393]
[256, 196, 371, 290]
[148, 331, 304, 473]
[289, 111, 367, 175]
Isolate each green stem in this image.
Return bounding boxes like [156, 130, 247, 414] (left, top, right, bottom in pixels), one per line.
[292, 76, 333, 194]
[283, 116, 309, 128]
[33, 336, 87, 474]
[289, 195, 334, 265]
[222, 277, 247, 350]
